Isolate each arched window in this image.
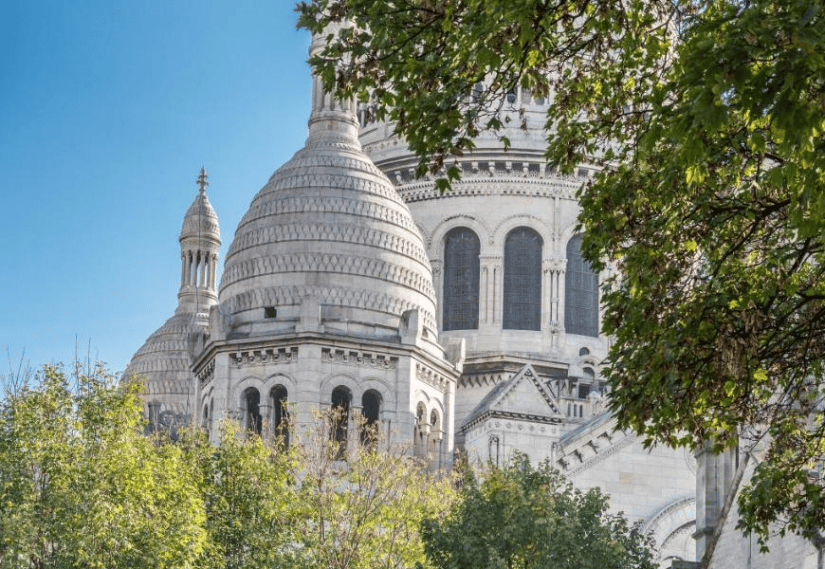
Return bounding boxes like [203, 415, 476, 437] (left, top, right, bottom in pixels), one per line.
[415, 402, 427, 458]
[243, 387, 262, 434]
[503, 227, 542, 330]
[202, 402, 210, 437]
[429, 410, 442, 465]
[331, 386, 352, 456]
[489, 435, 500, 465]
[270, 385, 289, 445]
[443, 227, 480, 331]
[361, 390, 381, 445]
[565, 235, 599, 337]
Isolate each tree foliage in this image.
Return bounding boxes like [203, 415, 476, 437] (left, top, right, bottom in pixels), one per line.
[0, 366, 455, 569]
[297, 0, 825, 545]
[191, 423, 299, 569]
[420, 458, 655, 569]
[0, 365, 207, 569]
[291, 410, 457, 569]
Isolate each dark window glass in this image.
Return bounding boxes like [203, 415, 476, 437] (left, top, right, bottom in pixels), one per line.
[443, 227, 480, 331]
[331, 386, 352, 456]
[361, 390, 381, 445]
[244, 388, 262, 434]
[503, 227, 542, 330]
[271, 385, 289, 445]
[565, 235, 599, 337]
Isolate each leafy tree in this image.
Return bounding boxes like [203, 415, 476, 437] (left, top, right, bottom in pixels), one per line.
[0, 365, 207, 569]
[291, 410, 457, 569]
[186, 422, 300, 569]
[297, 0, 825, 544]
[296, 0, 674, 188]
[420, 457, 655, 569]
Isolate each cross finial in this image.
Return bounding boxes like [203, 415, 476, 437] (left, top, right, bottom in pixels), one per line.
[197, 166, 209, 194]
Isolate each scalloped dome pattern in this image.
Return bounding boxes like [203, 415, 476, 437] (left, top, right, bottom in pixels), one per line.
[123, 313, 204, 414]
[219, 135, 437, 333]
[180, 191, 220, 241]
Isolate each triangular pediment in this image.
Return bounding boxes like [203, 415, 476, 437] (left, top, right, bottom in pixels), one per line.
[461, 364, 562, 431]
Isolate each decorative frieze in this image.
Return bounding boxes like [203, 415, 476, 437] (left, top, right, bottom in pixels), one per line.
[416, 363, 450, 390]
[222, 252, 434, 297]
[223, 285, 437, 333]
[462, 412, 563, 436]
[197, 358, 215, 385]
[556, 428, 635, 476]
[225, 223, 430, 267]
[321, 347, 398, 369]
[458, 372, 508, 389]
[229, 347, 298, 367]
[231, 195, 420, 249]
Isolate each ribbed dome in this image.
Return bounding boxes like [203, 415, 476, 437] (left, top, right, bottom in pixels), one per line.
[123, 313, 204, 415]
[180, 186, 220, 242]
[219, 51, 437, 338]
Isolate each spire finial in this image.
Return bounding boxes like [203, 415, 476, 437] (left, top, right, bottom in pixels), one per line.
[197, 166, 209, 194]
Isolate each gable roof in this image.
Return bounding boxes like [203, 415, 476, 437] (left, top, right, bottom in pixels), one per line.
[460, 364, 563, 432]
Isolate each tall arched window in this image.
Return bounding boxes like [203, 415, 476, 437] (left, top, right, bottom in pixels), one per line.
[331, 386, 352, 456]
[243, 387, 262, 434]
[503, 227, 542, 330]
[428, 409, 442, 465]
[270, 385, 289, 445]
[415, 402, 427, 458]
[443, 227, 480, 331]
[361, 390, 381, 445]
[565, 235, 599, 337]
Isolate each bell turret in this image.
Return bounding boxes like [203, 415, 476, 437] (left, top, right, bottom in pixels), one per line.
[177, 167, 221, 315]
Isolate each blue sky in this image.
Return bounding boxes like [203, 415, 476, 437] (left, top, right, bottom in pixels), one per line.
[1, 1, 312, 375]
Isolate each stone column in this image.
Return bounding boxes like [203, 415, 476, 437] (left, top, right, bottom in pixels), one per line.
[210, 255, 218, 290]
[542, 259, 552, 331]
[493, 258, 503, 324]
[557, 265, 567, 332]
[693, 441, 736, 560]
[180, 252, 187, 288]
[480, 263, 489, 324]
[480, 256, 499, 325]
[431, 259, 443, 330]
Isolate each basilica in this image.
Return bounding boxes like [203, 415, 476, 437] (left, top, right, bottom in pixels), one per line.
[123, 30, 816, 569]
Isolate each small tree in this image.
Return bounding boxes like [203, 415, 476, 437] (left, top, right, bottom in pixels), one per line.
[186, 421, 300, 569]
[0, 365, 207, 569]
[291, 409, 458, 569]
[421, 457, 656, 569]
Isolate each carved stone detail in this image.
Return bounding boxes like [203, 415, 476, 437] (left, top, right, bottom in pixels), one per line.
[395, 173, 580, 203]
[222, 253, 435, 297]
[230, 196, 420, 255]
[223, 285, 437, 333]
[229, 347, 298, 367]
[416, 363, 450, 390]
[197, 359, 215, 385]
[226, 222, 430, 267]
[321, 347, 398, 369]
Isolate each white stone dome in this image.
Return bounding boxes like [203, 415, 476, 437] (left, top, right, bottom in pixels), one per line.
[218, 54, 437, 339]
[180, 188, 220, 242]
[123, 313, 204, 415]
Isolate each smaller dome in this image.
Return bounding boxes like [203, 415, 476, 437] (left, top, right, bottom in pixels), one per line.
[180, 167, 220, 243]
[123, 313, 205, 415]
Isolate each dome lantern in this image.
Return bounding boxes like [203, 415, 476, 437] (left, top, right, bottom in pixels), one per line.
[178, 167, 222, 315]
